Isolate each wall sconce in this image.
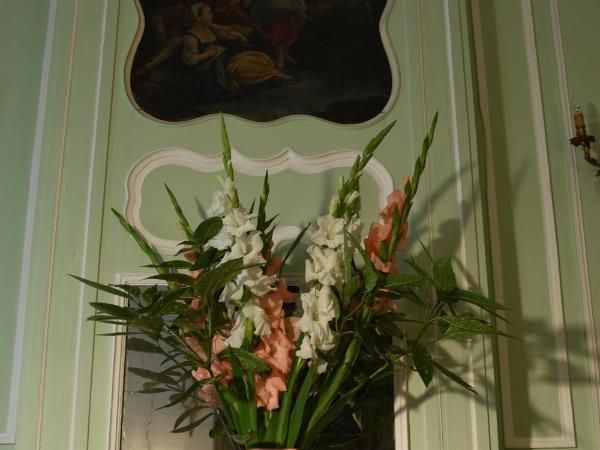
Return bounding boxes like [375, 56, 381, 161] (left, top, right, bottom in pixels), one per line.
[569, 104, 599, 176]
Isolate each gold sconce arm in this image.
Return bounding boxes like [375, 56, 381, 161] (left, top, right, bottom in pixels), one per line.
[570, 104, 599, 176]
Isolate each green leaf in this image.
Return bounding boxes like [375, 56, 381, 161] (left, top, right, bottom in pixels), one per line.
[146, 273, 196, 285]
[89, 302, 136, 320]
[413, 342, 434, 387]
[190, 247, 218, 271]
[127, 337, 162, 353]
[219, 347, 270, 373]
[111, 209, 166, 274]
[343, 275, 360, 301]
[112, 284, 141, 297]
[433, 361, 477, 394]
[258, 170, 269, 230]
[129, 367, 177, 385]
[451, 289, 507, 311]
[164, 184, 195, 240]
[438, 314, 496, 341]
[172, 412, 212, 433]
[157, 380, 204, 410]
[385, 273, 428, 289]
[194, 258, 245, 299]
[143, 260, 192, 270]
[278, 223, 310, 277]
[432, 257, 456, 293]
[131, 316, 164, 335]
[194, 217, 223, 245]
[286, 364, 317, 446]
[70, 275, 132, 298]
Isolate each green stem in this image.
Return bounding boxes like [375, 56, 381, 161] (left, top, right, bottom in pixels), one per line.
[305, 334, 362, 433]
[274, 357, 305, 444]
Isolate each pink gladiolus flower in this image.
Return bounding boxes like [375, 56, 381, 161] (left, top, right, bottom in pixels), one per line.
[255, 369, 288, 410]
[265, 255, 283, 276]
[364, 188, 409, 274]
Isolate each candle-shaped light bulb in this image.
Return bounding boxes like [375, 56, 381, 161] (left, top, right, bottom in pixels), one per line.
[573, 102, 586, 128]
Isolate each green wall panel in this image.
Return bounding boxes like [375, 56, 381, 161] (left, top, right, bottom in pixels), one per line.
[0, 0, 50, 444]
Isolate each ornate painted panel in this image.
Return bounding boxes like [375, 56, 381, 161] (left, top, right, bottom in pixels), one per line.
[128, 0, 394, 123]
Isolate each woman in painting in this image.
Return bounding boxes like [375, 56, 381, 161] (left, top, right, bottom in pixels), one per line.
[245, 0, 307, 69]
[182, 2, 296, 100]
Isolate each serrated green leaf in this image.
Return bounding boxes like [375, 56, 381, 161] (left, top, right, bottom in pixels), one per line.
[432, 257, 456, 293]
[438, 314, 496, 340]
[451, 289, 506, 311]
[433, 361, 477, 394]
[384, 273, 427, 289]
[413, 342, 434, 387]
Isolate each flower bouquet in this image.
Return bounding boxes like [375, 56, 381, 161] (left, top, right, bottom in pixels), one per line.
[73, 116, 505, 449]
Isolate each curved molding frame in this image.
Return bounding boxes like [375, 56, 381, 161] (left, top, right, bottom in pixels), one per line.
[123, 0, 399, 128]
[124, 147, 394, 255]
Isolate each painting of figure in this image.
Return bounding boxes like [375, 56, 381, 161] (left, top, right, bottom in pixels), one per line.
[130, 0, 393, 123]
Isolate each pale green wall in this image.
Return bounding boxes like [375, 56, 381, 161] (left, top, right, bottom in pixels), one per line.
[473, 0, 600, 448]
[7, 0, 600, 449]
[0, 0, 50, 442]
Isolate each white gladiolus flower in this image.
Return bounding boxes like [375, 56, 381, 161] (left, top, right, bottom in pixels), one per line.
[237, 267, 277, 297]
[218, 281, 245, 316]
[242, 298, 271, 336]
[206, 190, 231, 217]
[206, 228, 234, 250]
[223, 208, 257, 238]
[225, 314, 246, 348]
[297, 286, 337, 352]
[218, 175, 237, 201]
[296, 336, 328, 374]
[311, 214, 345, 249]
[296, 335, 318, 360]
[206, 207, 256, 251]
[305, 245, 343, 286]
[220, 231, 266, 266]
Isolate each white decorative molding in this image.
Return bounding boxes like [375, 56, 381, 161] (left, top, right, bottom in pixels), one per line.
[124, 147, 394, 255]
[0, 0, 59, 444]
[550, 0, 600, 447]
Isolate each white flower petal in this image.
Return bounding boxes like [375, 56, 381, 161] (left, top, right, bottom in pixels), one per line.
[242, 299, 271, 336]
[225, 314, 246, 348]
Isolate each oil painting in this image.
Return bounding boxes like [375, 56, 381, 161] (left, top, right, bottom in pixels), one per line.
[130, 0, 394, 123]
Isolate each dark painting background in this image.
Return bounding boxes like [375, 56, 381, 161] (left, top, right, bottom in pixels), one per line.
[130, 0, 393, 123]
